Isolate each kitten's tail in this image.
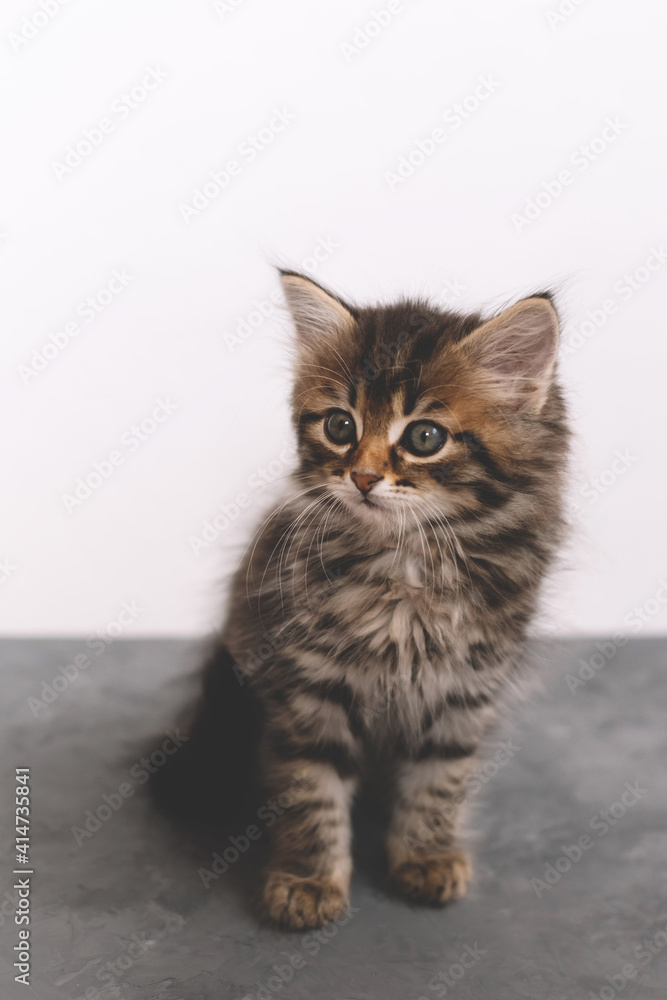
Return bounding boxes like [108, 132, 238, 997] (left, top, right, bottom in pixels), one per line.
[150, 642, 262, 826]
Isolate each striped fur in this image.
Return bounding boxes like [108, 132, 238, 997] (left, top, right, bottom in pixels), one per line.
[211, 273, 569, 928]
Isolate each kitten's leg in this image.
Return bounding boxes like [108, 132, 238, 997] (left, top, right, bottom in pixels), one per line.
[260, 722, 358, 930]
[387, 750, 478, 905]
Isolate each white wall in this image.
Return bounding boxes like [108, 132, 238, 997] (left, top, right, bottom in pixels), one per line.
[2, 0, 666, 637]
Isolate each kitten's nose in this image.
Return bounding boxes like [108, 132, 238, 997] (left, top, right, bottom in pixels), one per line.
[351, 471, 383, 494]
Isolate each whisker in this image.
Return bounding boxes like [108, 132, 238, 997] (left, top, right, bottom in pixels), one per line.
[246, 484, 326, 604]
[282, 493, 338, 607]
[270, 494, 332, 615]
[243, 480, 320, 596]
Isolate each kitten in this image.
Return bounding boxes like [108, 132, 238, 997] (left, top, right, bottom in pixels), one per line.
[176, 271, 569, 930]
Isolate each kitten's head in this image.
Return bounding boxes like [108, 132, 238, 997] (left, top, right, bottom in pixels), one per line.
[281, 271, 567, 542]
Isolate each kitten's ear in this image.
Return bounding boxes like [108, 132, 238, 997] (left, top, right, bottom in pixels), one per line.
[280, 271, 355, 350]
[459, 295, 559, 413]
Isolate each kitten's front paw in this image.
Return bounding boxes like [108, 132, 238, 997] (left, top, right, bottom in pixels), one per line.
[390, 849, 471, 905]
[263, 871, 348, 930]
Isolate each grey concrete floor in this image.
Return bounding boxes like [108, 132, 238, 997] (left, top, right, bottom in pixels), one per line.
[0, 637, 665, 1000]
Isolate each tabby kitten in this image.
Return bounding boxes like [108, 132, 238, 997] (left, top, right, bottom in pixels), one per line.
[199, 271, 568, 929]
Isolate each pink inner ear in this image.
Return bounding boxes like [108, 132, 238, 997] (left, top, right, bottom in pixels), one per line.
[281, 273, 354, 347]
[471, 299, 559, 382]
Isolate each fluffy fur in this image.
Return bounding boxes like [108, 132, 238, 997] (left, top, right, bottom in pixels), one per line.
[170, 272, 569, 929]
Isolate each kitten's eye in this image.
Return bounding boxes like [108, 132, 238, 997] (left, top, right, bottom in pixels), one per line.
[324, 410, 356, 445]
[403, 421, 447, 456]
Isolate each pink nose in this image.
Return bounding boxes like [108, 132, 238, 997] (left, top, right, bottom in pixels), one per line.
[351, 471, 383, 494]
